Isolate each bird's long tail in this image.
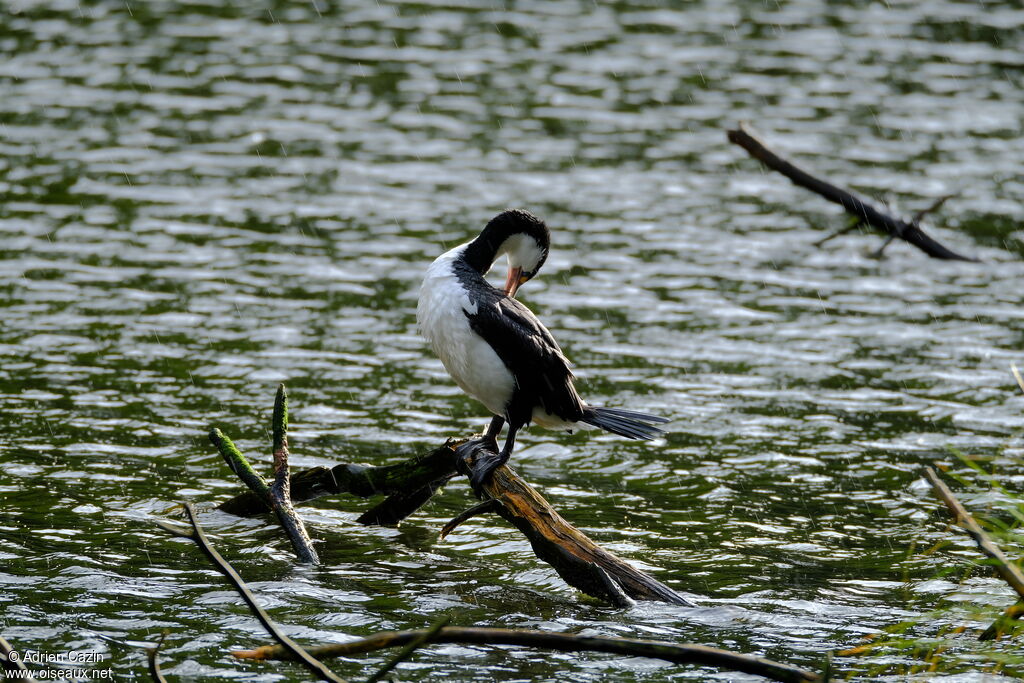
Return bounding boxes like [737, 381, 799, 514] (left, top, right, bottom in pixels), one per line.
[580, 406, 669, 440]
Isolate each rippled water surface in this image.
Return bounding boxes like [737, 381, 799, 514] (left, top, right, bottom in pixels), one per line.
[3, 1, 1024, 680]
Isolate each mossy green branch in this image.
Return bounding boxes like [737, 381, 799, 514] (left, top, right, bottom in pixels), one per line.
[218, 441, 461, 518]
[272, 383, 287, 457]
[209, 427, 272, 508]
[210, 386, 318, 564]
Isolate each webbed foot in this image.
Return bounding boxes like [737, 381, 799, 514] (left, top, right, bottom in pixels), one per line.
[480, 431, 499, 451]
[468, 448, 510, 496]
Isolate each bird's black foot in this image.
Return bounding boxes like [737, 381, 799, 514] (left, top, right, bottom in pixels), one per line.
[469, 448, 510, 496]
[480, 431, 499, 451]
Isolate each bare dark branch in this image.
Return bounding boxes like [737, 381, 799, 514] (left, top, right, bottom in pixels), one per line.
[155, 503, 347, 683]
[812, 218, 861, 248]
[219, 442, 462, 520]
[912, 193, 956, 225]
[440, 499, 501, 539]
[235, 627, 819, 683]
[727, 123, 977, 262]
[872, 235, 896, 259]
[146, 631, 169, 683]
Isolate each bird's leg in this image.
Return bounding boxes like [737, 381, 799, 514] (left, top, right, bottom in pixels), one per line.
[482, 415, 504, 448]
[469, 424, 518, 494]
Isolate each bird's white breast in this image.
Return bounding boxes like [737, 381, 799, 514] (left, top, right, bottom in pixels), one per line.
[417, 245, 516, 418]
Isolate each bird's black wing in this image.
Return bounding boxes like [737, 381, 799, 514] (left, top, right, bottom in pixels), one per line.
[465, 294, 584, 425]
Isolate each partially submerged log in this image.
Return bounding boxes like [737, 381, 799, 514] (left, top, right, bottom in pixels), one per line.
[218, 440, 460, 524]
[455, 439, 692, 606]
[235, 627, 819, 683]
[727, 123, 978, 262]
[160, 388, 823, 680]
[215, 393, 691, 606]
[153, 505, 818, 682]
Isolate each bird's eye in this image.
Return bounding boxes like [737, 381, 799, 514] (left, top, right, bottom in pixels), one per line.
[519, 273, 531, 284]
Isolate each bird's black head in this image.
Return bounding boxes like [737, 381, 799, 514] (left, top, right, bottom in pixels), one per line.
[463, 209, 550, 297]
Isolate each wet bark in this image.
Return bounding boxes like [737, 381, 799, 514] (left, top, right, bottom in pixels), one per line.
[727, 123, 977, 262]
[218, 436, 692, 606]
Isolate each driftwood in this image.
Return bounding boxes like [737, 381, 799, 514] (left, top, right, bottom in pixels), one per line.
[727, 123, 978, 262]
[1, 636, 35, 682]
[235, 628, 819, 683]
[152, 506, 818, 682]
[152, 503, 346, 683]
[268, 386, 319, 563]
[210, 385, 318, 563]
[924, 466, 1024, 640]
[219, 425, 691, 606]
[146, 632, 169, 683]
[158, 388, 824, 681]
[218, 440, 459, 524]
[456, 439, 692, 605]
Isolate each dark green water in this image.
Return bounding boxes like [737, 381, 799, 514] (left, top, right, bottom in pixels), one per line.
[2, 1, 1023, 680]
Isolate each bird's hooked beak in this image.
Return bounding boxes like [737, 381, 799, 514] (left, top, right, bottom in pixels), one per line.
[503, 266, 528, 298]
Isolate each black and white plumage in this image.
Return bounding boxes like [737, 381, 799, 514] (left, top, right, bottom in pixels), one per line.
[417, 209, 668, 487]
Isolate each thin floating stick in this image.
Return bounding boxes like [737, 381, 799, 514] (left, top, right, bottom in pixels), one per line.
[923, 467, 1024, 640]
[234, 626, 819, 683]
[154, 503, 347, 683]
[977, 367, 1024, 639]
[727, 123, 977, 262]
[146, 631, 170, 683]
[1, 636, 36, 682]
[366, 616, 451, 683]
[923, 467, 1024, 597]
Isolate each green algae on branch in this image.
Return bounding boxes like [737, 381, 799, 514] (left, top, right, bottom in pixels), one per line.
[209, 384, 319, 564]
[217, 440, 461, 522]
[209, 427, 272, 508]
[272, 382, 288, 458]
